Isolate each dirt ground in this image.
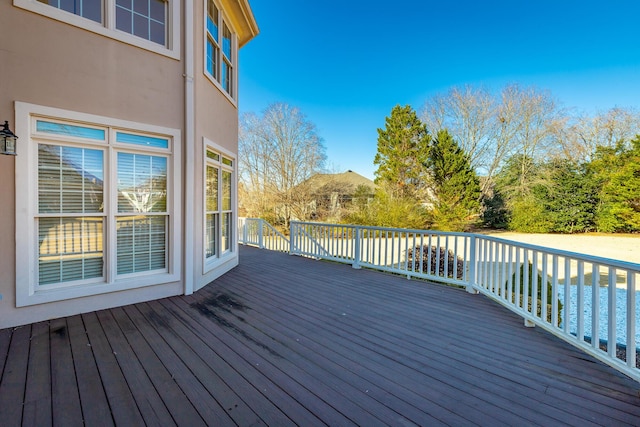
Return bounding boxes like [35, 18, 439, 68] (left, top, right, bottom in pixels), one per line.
[483, 231, 640, 265]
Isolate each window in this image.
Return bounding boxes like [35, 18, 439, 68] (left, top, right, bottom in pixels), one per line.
[116, 0, 167, 46]
[15, 103, 182, 306]
[206, 0, 236, 98]
[37, 0, 102, 23]
[15, 0, 179, 58]
[204, 145, 235, 265]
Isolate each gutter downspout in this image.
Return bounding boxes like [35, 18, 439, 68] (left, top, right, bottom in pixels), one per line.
[184, 0, 195, 295]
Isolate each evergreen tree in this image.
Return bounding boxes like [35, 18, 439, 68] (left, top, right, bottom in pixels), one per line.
[536, 159, 598, 233]
[494, 154, 550, 232]
[374, 105, 431, 200]
[590, 136, 640, 232]
[427, 129, 481, 231]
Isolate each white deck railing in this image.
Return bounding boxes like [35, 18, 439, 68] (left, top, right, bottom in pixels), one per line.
[238, 218, 289, 252]
[239, 219, 640, 383]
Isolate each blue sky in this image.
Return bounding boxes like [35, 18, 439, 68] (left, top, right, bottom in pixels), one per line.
[238, 0, 640, 180]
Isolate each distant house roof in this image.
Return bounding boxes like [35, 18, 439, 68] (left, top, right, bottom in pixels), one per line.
[304, 170, 376, 194]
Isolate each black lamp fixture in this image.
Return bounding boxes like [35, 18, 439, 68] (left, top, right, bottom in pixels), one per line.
[0, 120, 18, 156]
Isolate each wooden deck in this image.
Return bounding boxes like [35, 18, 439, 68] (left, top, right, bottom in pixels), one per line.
[2, 246, 640, 426]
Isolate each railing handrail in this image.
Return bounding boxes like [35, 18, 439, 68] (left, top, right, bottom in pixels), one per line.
[476, 233, 640, 271]
[239, 218, 640, 383]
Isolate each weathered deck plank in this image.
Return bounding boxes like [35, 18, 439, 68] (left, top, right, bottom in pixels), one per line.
[22, 322, 51, 427]
[1, 245, 640, 426]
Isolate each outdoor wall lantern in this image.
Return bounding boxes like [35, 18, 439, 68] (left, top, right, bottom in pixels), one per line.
[0, 120, 18, 156]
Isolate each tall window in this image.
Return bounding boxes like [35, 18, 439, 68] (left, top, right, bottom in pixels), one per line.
[206, 0, 235, 98]
[205, 147, 234, 263]
[14, 104, 181, 309]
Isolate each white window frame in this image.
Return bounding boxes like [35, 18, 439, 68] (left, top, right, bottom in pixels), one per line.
[14, 0, 181, 59]
[15, 101, 182, 307]
[203, 0, 238, 104]
[202, 137, 236, 274]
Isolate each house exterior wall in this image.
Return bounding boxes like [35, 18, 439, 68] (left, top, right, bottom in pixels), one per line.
[0, 0, 257, 328]
[192, 0, 242, 290]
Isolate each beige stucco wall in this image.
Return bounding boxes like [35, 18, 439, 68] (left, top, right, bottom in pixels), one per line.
[0, 0, 255, 328]
[0, 3, 186, 328]
[191, 0, 241, 291]
[0, 6, 184, 126]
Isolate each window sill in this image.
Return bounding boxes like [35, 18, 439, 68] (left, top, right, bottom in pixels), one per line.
[16, 272, 182, 307]
[204, 71, 238, 108]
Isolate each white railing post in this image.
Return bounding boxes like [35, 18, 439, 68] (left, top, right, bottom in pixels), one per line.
[467, 236, 478, 294]
[290, 221, 297, 255]
[242, 218, 248, 245]
[627, 272, 636, 369]
[353, 226, 361, 269]
[258, 219, 264, 249]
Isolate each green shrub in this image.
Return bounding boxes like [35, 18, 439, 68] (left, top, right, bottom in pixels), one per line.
[406, 245, 465, 280]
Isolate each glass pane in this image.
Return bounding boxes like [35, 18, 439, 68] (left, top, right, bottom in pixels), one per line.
[116, 6, 132, 33]
[222, 169, 231, 211]
[206, 213, 217, 258]
[117, 216, 166, 274]
[206, 150, 220, 161]
[222, 22, 232, 60]
[38, 144, 104, 214]
[118, 153, 167, 213]
[150, 20, 165, 45]
[206, 165, 218, 211]
[59, 0, 75, 14]
[133, 0, 148, 15]
[222, 157, 233, 166]
[207, 0, 219, 42]
[133, 13, 149, 40]
[116, 132, 169, 149]
[149, 0, 164, 22]
[82, 0, 102, 23]
[222, 61, 231, 95]
[222, 212, 230, 252]
[36, 120, 105, 140]
[206, 39, 218, 78]
[116, 0, 131, 8]
[38, 217, 104, 285]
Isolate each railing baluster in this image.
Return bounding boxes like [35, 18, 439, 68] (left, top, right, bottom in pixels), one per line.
[551, 255, 558, 328]
[577, 261, 585, 342]
[541, 253, 548, 323]
[608, 267, 617, 358]
[627, 271, 636, 368]
[564, 257, 571, 335]
[515, 248, 521, 309]
[532, 251, 539, 319]
[591, 264, 600, 350]
[507, 246, 518, 303]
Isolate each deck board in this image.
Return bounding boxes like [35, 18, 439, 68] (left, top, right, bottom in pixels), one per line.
[0, 325, 30, 426]
[22, 322, 51, 427]
[230, 261, 639, 424]
[2, 245, 640, 426]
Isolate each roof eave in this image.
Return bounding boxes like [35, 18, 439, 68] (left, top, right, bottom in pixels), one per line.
[221, 0, 260, 47]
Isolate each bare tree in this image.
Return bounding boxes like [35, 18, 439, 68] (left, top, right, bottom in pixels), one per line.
[561, 107, 640, 162]
[422, 85, 495, 175]
[239, 103, 326, 227]
[422, 84, 563, 196]
[504, 85, 564, 196]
